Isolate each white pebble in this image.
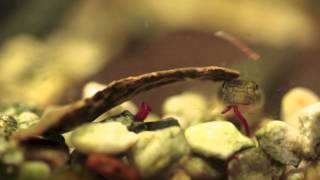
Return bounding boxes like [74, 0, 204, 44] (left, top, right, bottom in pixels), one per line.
[70, 122, 138, 154]
[163, 92, 208, 128]
[282, 87, 319, 123]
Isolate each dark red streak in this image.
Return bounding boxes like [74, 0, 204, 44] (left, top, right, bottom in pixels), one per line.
[134, 102, 152, 121]
[221, 105, 251, 136]
[221, 105, 232, 114]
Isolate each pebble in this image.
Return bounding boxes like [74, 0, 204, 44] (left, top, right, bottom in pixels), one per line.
[288, 103, 320, 158]
[2, 146, 24, 165]
[256, 121, 305, 166]
[185, 121, 254, 159]
[229, 147, 284, 180]
[162, 92, 208, 128]
[70, 122, 138, 154]
[180, 155, 222, 179]
[18, 161, 51, 180]
[170, 169, 191, 180]
[127, 126, 190, 178]
[282, 87, 319, 123]
[0, 114, 18, 138]
[17, 111, 40, 130]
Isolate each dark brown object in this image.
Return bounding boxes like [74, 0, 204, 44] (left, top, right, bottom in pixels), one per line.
[12, 66, 239, 140]
[20, 137, 69, 168]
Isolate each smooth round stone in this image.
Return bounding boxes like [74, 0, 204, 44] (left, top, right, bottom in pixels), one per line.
[282, 87, 319, 124]
[70, 122, 138, 154]
[256, 121, 305, 166]
[185, 121, 254, 159]
[128, 127, 190, 178]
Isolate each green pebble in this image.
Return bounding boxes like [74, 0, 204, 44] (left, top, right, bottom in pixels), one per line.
[128, 126, 190, 178]
[18, 161, 50, 180]
[256, 121, 304, 166]
[2, 148, 24, 165]
[185, 121, 254, 159]
[0, 115, 18, 138]
[228, 147, 284, 180]
[17, 112, 40, 130]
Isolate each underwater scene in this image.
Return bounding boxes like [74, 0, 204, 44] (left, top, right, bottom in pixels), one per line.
[0, 1, 320, 180]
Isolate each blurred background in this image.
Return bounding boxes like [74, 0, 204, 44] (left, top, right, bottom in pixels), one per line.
[0, 0, 319, 119]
